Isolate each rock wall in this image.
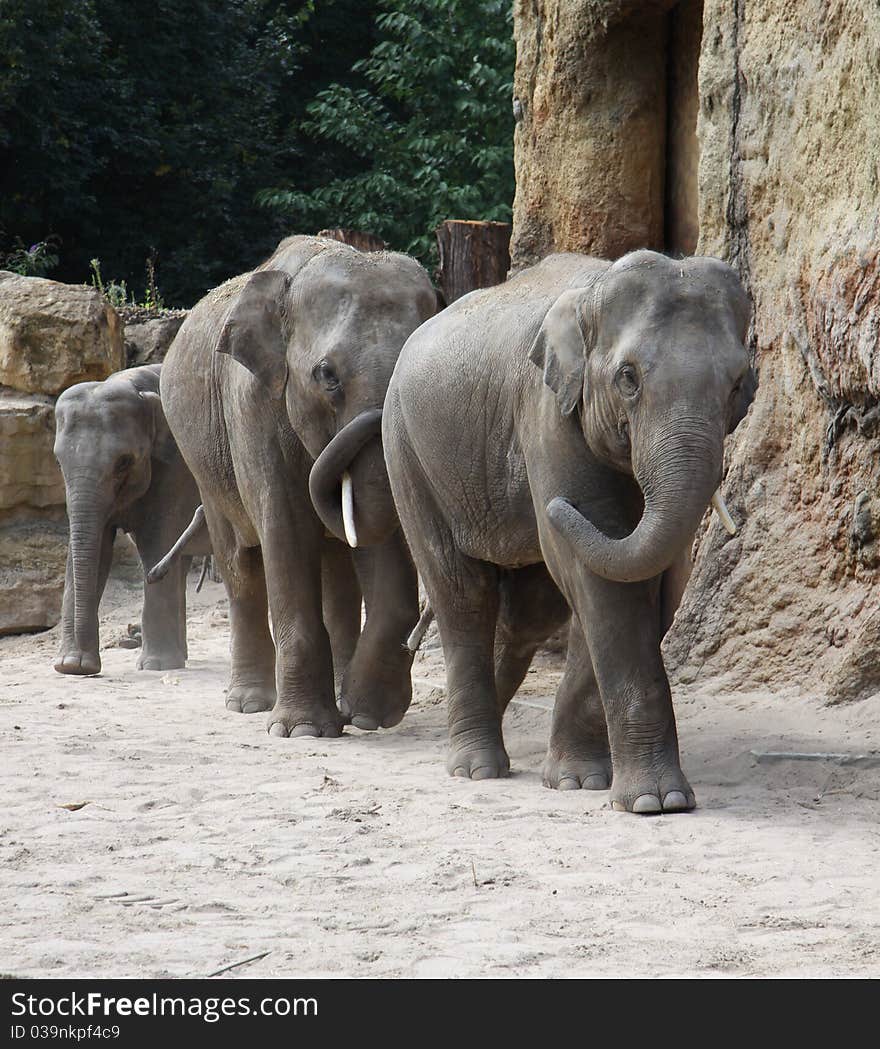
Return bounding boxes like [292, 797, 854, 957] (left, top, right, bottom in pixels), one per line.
[667, 0, 880, 701]
[118, 306, 188, 368]
[0, 275, 124, 634]
[512, 1, 880, 701]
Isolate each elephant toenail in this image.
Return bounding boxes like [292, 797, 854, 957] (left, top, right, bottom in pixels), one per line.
[351, 714, 380, 731]
[557, 777, 580, 791]
[611, 800, 627, 812]
[268, 723, 288, 737]
[632, 794, 663, 814]
[663, 791, 690, 811]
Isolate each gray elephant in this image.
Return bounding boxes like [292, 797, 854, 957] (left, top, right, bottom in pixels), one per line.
[53, 364, 208, 675]
[160, 235, 436, 737]
[383, 250, 752, 814]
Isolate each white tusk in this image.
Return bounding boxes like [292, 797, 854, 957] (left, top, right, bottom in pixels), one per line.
[341, 471, 358, 548]
[711, 490, 737, 535]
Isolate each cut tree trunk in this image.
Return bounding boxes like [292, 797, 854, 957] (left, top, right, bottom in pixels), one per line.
[316, 229, 387, 253]
[435, 220, 511, 304]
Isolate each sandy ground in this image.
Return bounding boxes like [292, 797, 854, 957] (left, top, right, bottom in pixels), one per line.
[2, 566, 879, 980]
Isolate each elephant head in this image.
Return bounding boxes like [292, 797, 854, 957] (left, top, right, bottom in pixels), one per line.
[53, 371, 176, 672]
[215, 249, 436, 546]
[529, 250, 753, 583]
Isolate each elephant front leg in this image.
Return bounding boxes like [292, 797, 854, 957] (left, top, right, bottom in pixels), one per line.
[54, 526, 114, 676]
[339, 531, 419, 731]
[542, 618, 611, 791]
[576, 576, 694, 814]
[261, 519, 343, 739]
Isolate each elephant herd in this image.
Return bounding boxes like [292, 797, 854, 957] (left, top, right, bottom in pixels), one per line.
[52, 234, 753, 815]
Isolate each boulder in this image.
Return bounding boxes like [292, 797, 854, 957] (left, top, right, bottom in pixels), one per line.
[0, 272, 123, 395]
[119, 307, 188, 367]
[0, 514, 67, 636]
[0, 388, 65, 511]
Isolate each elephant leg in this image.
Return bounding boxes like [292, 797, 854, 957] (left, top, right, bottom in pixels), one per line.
[542, 617, 611, 791]
[571, 572, 694, 814]
[135, 532, 189, 671]
[341, 529, 419, 731]
[55, 525, 115, 676]
[260, 504, 342, 740]
[207, 509, 277, 715]
[660, 541, 694, 637]
[494, 563, 570, 717]
[321, 538, 361, 695]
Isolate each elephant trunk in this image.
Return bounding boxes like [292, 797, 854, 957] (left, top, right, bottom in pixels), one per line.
[67, 488, 109, 658]
[309, 409, 399, 547]
[547, 417, 724, 584]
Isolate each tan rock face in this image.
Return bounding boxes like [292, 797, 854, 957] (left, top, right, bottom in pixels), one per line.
[0, 389, 65, 511]
[0, 273, 123, 395]
[512, 1, 880, 700]
[0, 514, 67, 636]
[664, 0, 880, 700]
[119, 308, 188, 368]
[511, 0, 677, 268]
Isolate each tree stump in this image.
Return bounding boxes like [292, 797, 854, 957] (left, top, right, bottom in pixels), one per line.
[435, 220, 511, 304]
[317, 228, 387, 252]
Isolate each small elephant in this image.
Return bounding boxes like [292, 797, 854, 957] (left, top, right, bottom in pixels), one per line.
[53, 364, 208, 675]
[160, 235, 436, 737]
[384, 250, 753, 814]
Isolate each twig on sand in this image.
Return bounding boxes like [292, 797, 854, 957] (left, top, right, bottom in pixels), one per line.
[750, 750, 880, 768]
[206, 951, 270, 978]
[471, 860, 478, 888]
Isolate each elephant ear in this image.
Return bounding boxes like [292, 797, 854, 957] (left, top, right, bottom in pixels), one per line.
[140, 391, 178, 464]
[216, 269, 292, 398]
[729, 365, 757, 433]
[527, 287, 593, 417]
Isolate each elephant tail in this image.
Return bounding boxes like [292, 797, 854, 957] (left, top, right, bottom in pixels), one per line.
[146, 505, 208, 584]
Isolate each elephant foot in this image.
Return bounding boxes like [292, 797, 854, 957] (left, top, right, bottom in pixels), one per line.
[226, 684, 276, 715]
[54, 650, 101, 676]
[137, 650, 186, 672]
[266, 702, 344, 739]
[338, 691, 411, 731]
[446, 738, 510, 780]
[542, 747, 611, 791]
[609, 762, 696, 815]
[338, 655, 413, 732]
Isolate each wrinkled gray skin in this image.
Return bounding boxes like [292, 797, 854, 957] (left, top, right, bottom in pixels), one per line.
[384, 250, 753, 814]
[53, 365, 207, 675]
[161, 236, 436, 737]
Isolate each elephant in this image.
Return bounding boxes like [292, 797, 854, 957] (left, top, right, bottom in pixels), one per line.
[53, 364, 208, 675]
[383, 249, 753, 814]
[160, 235, 436, 737]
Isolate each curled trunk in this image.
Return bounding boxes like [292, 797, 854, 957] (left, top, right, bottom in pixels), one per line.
[309, 409, 400, 547]
[548, 423, 723, 583]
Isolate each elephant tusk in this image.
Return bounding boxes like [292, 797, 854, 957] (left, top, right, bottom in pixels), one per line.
[341, 471, 358, 548]
[711, 490, 737, 535]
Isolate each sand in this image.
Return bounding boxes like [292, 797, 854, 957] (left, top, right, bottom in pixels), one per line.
[1, 570, 879, 979]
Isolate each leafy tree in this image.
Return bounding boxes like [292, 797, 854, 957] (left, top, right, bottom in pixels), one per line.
[259, 0, 515, 262]
[0, 1, 377, 305]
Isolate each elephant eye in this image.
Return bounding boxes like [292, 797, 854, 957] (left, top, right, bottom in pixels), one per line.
[313, 359, 340, 392]
[615, 364, 640, 397]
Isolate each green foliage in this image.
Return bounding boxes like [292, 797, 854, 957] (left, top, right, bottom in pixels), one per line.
[0, 236, 60, 277]
[89, 258, 128, 308]
[259, 0, 515, 262]
[0, 0, 514, 302]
